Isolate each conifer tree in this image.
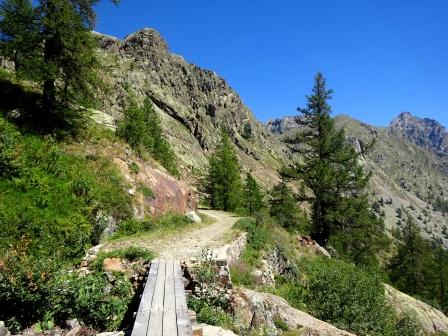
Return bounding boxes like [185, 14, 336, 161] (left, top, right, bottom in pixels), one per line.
[205, 130, 241, 211]
[242, 172, 264, 215]
[269, 180, 303, 230]
[0, 0, 119, 128]
[283, 73, 385, 259]
[388, 215, 434, 296]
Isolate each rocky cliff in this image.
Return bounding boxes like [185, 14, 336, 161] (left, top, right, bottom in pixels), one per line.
[389, 112, 448, 156]
[95, 28, 284, 187]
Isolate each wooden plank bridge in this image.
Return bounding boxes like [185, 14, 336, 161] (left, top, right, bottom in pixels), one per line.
[131, 259, 194, 336]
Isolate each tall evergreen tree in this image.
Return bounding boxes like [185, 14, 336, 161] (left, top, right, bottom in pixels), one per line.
[269, 180, 304, 231]
[283, 73, 385, 259]
[388, 215, 434, 296]
[242, 172, 264, 215]
[205, 130, 241, 211]
[0, 0, 119, 128]
[0, 0, 38, 76]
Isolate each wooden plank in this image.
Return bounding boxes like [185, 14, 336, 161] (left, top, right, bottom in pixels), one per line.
[131, 260, 159, 336]
[163, 260, 176, 335]
[176, 310, 193, 336]
[174, 260, 192, 336]
[147, 259, 166, 336]
[174, 261, 188, 312]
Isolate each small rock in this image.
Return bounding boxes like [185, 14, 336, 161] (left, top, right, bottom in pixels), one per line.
[103, 257, 125, 272]
[128, 189, 135, 195]
[0, 321, 11, 336]
[65, 319, 80, 329]
[66, 326, 83, 336]
[186, 211, 201, 223]
[96, 332, 124, 336]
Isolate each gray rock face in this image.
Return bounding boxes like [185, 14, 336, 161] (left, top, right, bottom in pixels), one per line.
[389, 112, 448, 156]
[95, 28, 284, 186]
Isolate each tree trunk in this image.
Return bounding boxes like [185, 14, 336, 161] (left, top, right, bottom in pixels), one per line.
[42, 78, 56, 127]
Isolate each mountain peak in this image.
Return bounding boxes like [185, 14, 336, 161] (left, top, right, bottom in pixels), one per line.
[124, 28, 170, 54]
[389, 112, 448, 156]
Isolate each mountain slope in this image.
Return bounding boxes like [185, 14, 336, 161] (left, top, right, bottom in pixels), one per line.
[267, 114, 448, 246]
[95, 28, 284, 187]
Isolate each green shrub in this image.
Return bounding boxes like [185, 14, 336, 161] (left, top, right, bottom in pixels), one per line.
[138, 184, 154, 198]
[91, 246, 154, 271]
[229, 262, 256, 287]
[234, 218, 269, 265]
[51, 272, 133, 331]
[0, 116, 24, 178]
[302, 257, 394, 335]
[187, 297, 232, 329]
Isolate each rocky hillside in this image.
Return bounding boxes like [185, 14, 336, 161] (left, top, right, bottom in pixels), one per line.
[267, 114, 448, 246]
[389, 112, 448, 156]
[95, 29, 284, 188]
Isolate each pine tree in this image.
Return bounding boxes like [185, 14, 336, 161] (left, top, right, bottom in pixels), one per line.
[0, 0, 119, 128]
[0, 0, 38, 76]
[269, 180, 304, 231]
[117, 96, 178, 177]
[242, 172, 264, 215]
[388, 215, 434, 296]
[205, 130, 241, 211]
[283, 73, 385, 259]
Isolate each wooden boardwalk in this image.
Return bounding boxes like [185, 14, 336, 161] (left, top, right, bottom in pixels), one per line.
[131, 259, 193, 336]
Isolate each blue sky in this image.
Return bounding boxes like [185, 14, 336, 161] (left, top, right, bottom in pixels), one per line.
[95, 0, 448, 127]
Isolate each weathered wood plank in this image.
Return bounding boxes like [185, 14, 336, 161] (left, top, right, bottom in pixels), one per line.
[147, 259, 166, 336]
[164, 259, 176, 310]
[176, 310, 193, 336]
[174, 261, 188, 312]
[131, 260, 159, 336]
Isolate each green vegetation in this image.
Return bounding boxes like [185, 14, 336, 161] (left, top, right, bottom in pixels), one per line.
[91, 246, 155, 271]
[204, 130, 241, 211]
[283, 73, 388, 267]
[0, 0, 119, 130]
[388, 215, 448, 313]
[117, 95, 179, 176]
[241, 172, 264, 215]
[269, 180, 306, 231]
[0, 116, 136, 331]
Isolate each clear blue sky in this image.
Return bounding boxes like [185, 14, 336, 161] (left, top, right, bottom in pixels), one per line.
[95, 0, 448, 127]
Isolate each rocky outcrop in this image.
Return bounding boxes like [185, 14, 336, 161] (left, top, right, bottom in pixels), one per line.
[385, 284, 448, 334]
[96, 28, 283, 187]
[230, 288, 355, 336]
[389, 112, 448, 156]
[113, 157, 197, 217]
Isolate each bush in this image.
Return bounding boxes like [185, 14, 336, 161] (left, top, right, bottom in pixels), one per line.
[51, 272, 134, 331]
[302, 257, 394, 335]
[115, 213, 192, 237]
[0, 116, 24, 178]
[234, 218, 269, 265]
[91, 246, 154, 271]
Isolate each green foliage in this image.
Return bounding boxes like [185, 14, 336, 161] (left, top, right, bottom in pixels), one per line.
[117, 96, 179, 176]
[282, 73, 387, 266]
[51, 271, 133, 331]
[394, 310, 424, 336]
[229, 261, 256, 287]
[302, 257, 395, 336]
[269, 180, 305, 231]
[114, 212, 193, 238]
[234, 218, 269, 266]
[91, 246, 154, 271]
[129, 161, 140, 174]
[0, 116, 24, 178]
[0, 118, 132, 329]
[138, 184, 155, 198]
[204, 129, 241, 211]
[241, 172, 264, 215]
[187, 297, 233, 328]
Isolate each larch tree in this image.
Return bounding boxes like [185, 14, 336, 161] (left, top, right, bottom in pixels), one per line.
[242, 172, 264, 215]
[205, 130, 241, 211]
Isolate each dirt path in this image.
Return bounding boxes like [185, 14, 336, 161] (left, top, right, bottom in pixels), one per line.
[104, 210, 241, 260]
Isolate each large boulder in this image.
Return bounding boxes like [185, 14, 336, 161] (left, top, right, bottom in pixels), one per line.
[230, 288, 355, 336]
[113, 157, 197, 217]
[385, 284, 448, 334]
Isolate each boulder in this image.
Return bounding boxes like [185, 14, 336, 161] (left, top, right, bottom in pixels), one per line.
[230, 288, 355, 336]
[385, 284, 448, 334]
[0, 321, 10, 336]
[186, 211, 202, 223]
